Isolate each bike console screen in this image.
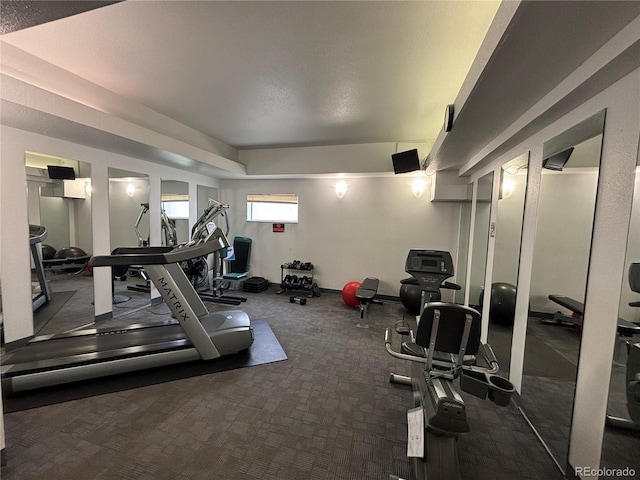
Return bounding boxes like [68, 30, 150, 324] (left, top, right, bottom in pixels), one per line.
[405, 250, 454, 292]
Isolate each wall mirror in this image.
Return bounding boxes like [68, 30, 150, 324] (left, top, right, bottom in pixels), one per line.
[601, 145, 640, 472]
[520, 110, 606, 474]
[468, 171, 493, 308]
[108, 168, 150, 309]
[455, 202, 472, 305]
[161, 180, 189, 246]
[197, 185, 218, 218]
[196, 185, 219, 287]
[25, 152, 92, 334]
[487, 153, 529, 370]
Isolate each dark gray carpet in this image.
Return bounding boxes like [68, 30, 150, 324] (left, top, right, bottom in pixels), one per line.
[2, 319, 286, 413]
[33, 290, 76, 334]
[522, 333, 577, 380]
[2, 277, 563, 480]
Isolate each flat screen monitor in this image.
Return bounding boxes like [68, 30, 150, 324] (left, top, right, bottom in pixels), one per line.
[392, 149, 420, 174]
[47, 165, 76, 180]
[542, 147, 574, 171]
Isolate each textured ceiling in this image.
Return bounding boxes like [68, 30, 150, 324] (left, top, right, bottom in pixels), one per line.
[1, 1, 500, 149]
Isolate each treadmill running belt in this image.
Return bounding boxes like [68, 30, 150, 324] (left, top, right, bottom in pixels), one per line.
[3, 324, 191, 376]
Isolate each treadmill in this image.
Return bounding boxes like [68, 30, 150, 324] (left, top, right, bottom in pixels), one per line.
[29, 224, 52, 312]
[1, 227, 253, 393]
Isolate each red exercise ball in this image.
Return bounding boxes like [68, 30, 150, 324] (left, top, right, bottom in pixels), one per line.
[342, 281, 361, 308]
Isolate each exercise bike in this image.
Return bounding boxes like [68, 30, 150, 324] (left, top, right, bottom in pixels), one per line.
[385, 250, 515, 480]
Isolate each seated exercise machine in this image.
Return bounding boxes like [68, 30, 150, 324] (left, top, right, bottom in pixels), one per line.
[607, 341, 640, 431]
[355, 277, 382, 328]
[1, 226, 253, 393]
[629, 263, 640, 308]
[385, 250, 514, 480]
[606, 262, 640, 431]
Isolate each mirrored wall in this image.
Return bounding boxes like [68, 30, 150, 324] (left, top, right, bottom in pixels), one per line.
[161, 180, 189, 246]
[486, 153, 529, 370]
[25, 152, 93, 334]
[601, 145, 640, 472]
[196, 185, 219, 287]
[455, 202, 472, 304]
[108, 168, 150, 308]
[468, 172, 493, 308]
[520, 111, 606, 473]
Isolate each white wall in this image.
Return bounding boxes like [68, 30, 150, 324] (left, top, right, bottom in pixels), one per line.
[529, 170, 599, 311]
[218, 176, 462, 296]
[469, 201, 491, 304]
[492, 171, 527, 285]
[108, 178, 150, 249]
[38, 196, 70, 249]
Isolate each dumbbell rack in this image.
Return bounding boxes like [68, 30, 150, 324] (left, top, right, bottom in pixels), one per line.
[276, 262, 319, 298]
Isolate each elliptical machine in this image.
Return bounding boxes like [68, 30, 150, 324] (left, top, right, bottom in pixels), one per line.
[187, 199, 246, 306]
[385, 250, 515, 480]
[128, 203, 178, 293]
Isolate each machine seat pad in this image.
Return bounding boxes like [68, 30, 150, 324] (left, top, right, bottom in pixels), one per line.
[401, 342, 476, 365]
[356, 278, 379, 302]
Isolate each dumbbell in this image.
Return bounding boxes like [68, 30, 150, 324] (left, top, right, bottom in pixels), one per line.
[289, 296, 307, 306]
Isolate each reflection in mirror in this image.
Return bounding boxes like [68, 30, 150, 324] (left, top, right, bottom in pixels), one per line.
[25, 152, 93, 335]
[196, 185, 219, 288]
[161, 180, 189, 246]
[468, 172, 493, 307]
[487, 153, 529, 370]
[109, 168, 150, 309]
[197, 185, 218, 219]
[521, 110, 606, 474]
[456, 202, 472, 304]
[601, 150, 640, 472]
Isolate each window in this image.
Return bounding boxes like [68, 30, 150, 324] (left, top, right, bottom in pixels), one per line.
[247, 194, 298, 223]
[161, 194, 189, 219]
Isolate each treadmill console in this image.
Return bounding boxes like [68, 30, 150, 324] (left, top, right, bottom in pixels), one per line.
[405, 250, 454, 292]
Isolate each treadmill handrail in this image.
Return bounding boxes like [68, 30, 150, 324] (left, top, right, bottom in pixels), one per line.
[89, 227, 229, 267]
[29, 224, 48, 245]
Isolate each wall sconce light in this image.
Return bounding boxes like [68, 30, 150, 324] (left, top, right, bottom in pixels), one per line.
[126, 183, 135, 197]
[411, 179, 426, 198]
[335, 180, 348, 199]
[501, 178, 515, 199]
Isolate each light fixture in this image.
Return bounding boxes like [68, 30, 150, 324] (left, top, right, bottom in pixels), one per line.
[335, 180, 348, 199]
[126, 183, 135, 197]
[501, 178, 515, 199]
[411, 179, 426, 198]
[85, 181, 92, 195]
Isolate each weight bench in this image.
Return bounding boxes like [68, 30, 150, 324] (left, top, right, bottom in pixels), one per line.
[546, 295, 640, 337]
[355, 277, 382, 328]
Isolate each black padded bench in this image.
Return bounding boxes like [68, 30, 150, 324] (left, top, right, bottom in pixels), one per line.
[355, 277, 382, 327]
[547, 294, 640, 337]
